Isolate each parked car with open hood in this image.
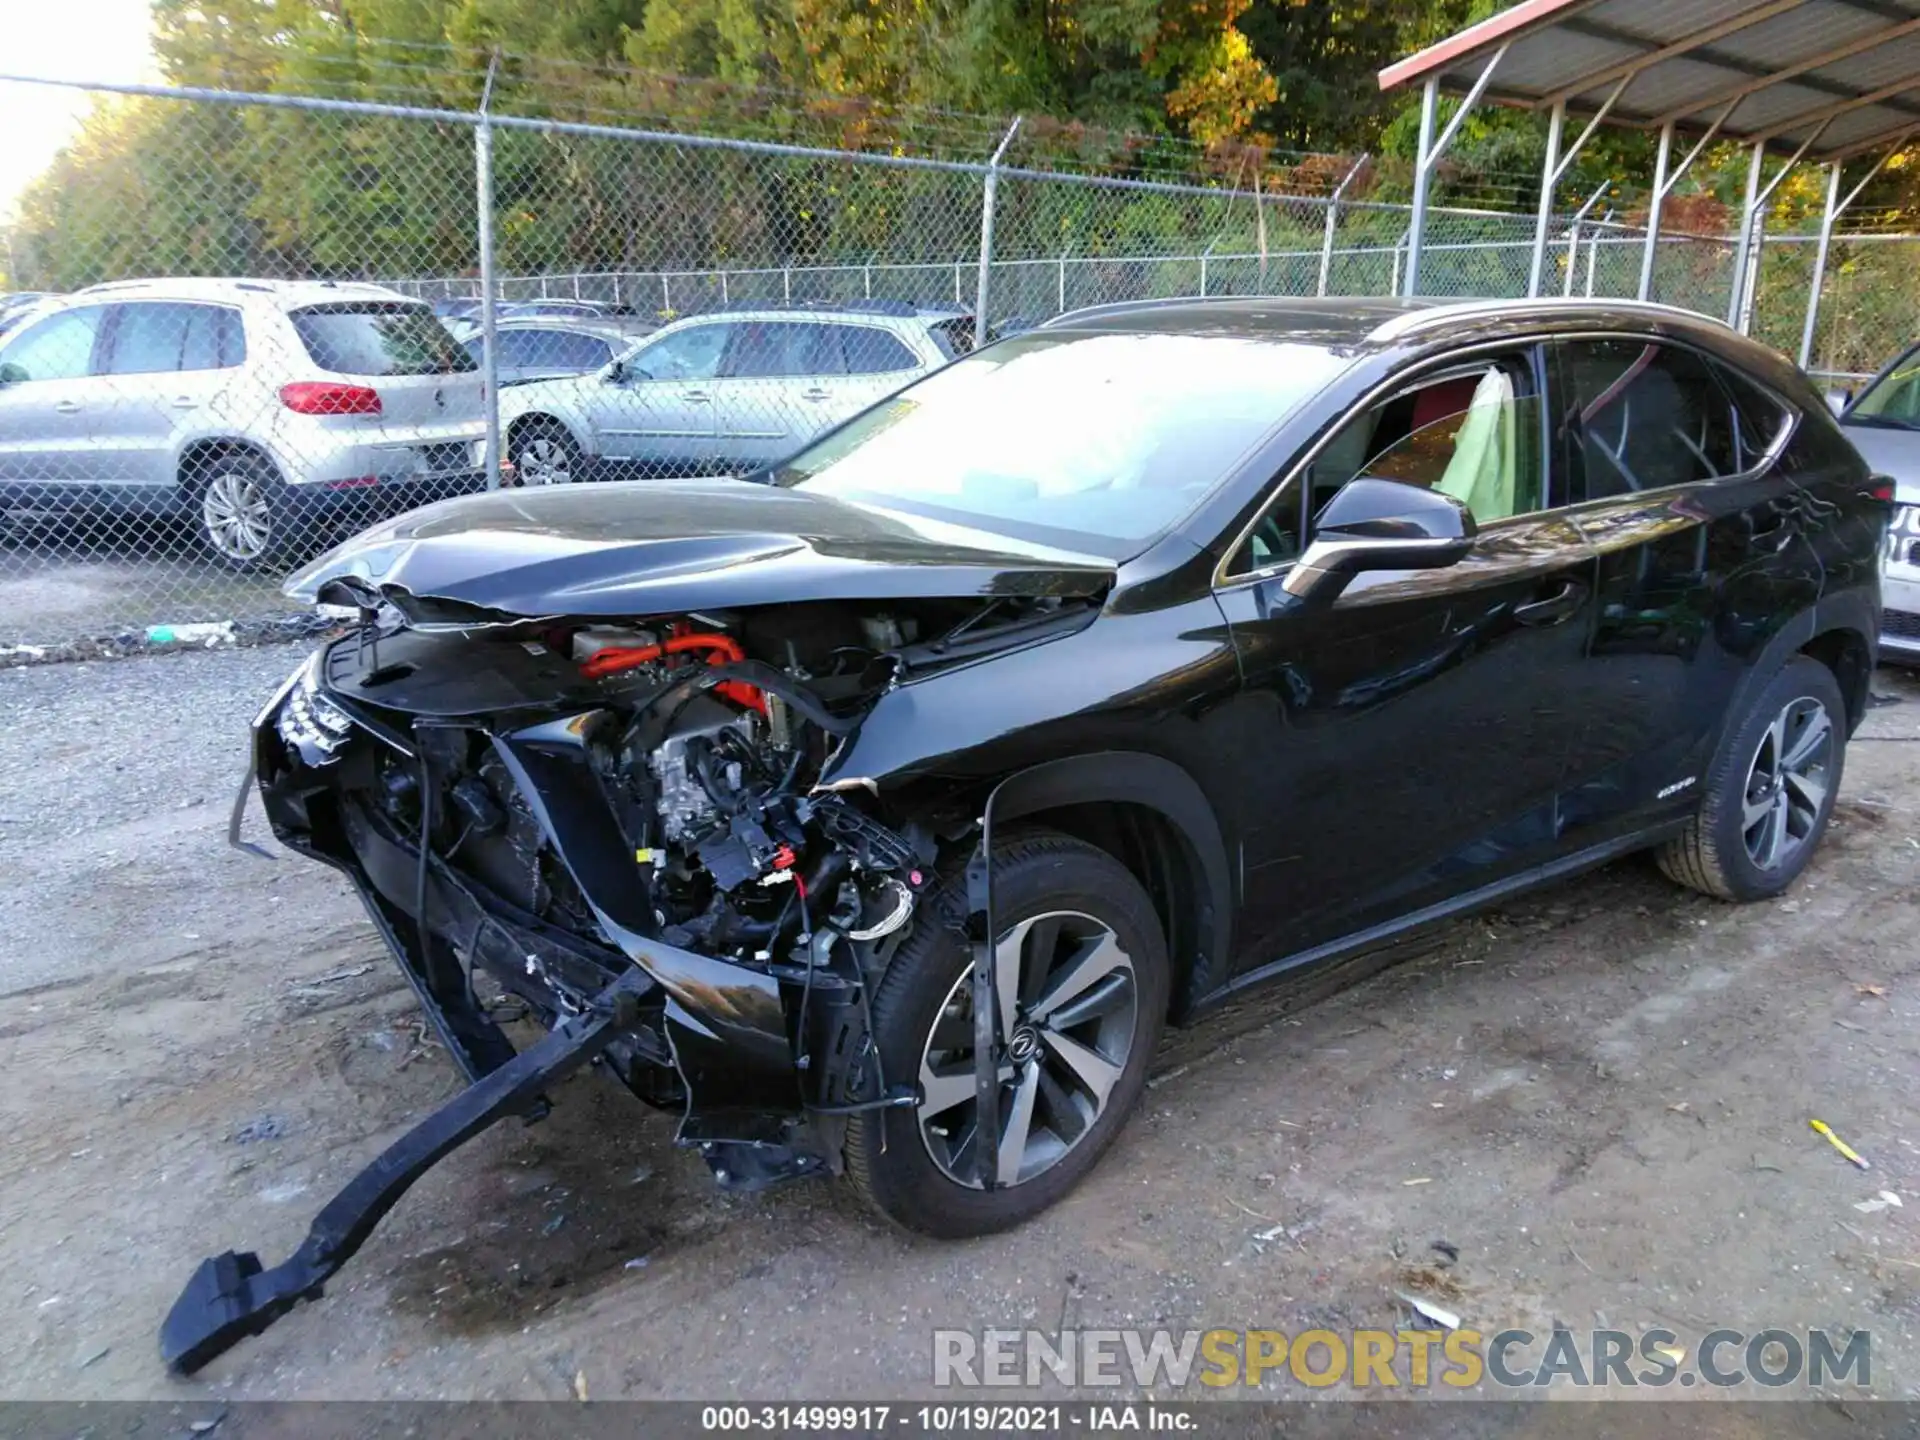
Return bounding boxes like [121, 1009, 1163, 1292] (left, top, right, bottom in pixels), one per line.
[0, 278, 485, 567]
[161, 295, 1884, 1376]
[496, 302, 960, 484]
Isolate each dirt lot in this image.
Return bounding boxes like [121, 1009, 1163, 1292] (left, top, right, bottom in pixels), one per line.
[3, 643, 1919, 1409]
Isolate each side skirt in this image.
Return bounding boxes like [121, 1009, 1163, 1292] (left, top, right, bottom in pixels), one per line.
[1198, 822, 1687, 1012]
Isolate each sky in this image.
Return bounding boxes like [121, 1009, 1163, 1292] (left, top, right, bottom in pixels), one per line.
[0, 0, 159, 222]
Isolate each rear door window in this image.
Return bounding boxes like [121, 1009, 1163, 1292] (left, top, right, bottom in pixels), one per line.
[103, 302, 243, 375]
[836, 325, 921, 375]
[289, 302, 476, 376]
[1554, 339, 1739, 501]
[725, 321, 846, 379]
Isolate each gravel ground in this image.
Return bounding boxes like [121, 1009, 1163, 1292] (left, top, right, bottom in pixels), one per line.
[3, 643, 1919, 1418]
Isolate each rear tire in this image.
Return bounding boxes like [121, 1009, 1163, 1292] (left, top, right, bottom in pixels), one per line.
[845, 833, 1168, 1238]
[188, 451, 298, 572]
[511, 420, 582, 486]
[1657, 655, 1846, 901]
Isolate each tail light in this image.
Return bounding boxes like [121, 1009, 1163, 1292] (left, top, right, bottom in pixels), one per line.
[280, 382, 382, 416]
[1868, 476, 1897, 504]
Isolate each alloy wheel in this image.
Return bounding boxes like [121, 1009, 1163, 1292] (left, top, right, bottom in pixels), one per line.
[201, 469, 273, 562]
[917, 911, 1138, 1189]
[1743, 695, 1833, 872]
[516, 434, 572, 486]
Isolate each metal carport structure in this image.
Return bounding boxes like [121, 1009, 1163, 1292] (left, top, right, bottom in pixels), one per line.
[1378, 0, 1920, 365]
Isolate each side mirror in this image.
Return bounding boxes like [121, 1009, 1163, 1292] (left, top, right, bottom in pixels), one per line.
[604, 359, 628, 385]
[1281, 477, 1476, 606]
[1826, 388, 1853, 416]
[0, 362, 25, 386]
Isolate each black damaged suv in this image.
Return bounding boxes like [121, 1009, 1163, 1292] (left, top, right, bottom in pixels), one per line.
[165, 297, 1886, 1373]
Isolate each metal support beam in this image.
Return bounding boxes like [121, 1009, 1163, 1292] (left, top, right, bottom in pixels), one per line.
[1407, 45, 1508, 298]
[1528, 75, 1626, 297]
[1562, 180, 1612, 297]
[1638, 123, 1673, 301]
[1799, 131, 1915, 366]
[974, 116, 1022, 345]
[1727, 122, 1829, 331]
[1318, 155, 1368, 297]
[1528, 101, 1565, 297]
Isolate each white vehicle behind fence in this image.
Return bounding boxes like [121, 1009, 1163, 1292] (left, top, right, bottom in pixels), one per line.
[0, 278, 486, 569]
[496, 302, 968, 485]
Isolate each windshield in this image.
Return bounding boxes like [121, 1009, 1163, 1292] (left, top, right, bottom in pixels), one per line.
[770, 330, 1348, 551]
[290, 303, 476, 377]
[1848, 345, 1920, 428]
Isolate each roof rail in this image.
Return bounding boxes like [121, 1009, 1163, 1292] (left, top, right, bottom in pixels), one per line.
[1365, 296, 1729, 344]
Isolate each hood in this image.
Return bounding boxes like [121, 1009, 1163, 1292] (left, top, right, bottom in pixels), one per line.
[285, 477, 1115, 620]
[1839, 421, 1920, 504]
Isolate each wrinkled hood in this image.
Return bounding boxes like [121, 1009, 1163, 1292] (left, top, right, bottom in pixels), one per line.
[285, 477, 1115, 620]
[1839, 421, 1920, 504]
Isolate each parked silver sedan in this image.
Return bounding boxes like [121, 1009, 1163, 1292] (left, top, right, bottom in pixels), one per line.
[496, 304, 964, 484]
[1836, 344, 1920, 663]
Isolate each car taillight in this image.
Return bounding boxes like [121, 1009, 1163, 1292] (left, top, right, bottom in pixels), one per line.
[280, 382, 382, 416]
[1868, 477, 1896, 503]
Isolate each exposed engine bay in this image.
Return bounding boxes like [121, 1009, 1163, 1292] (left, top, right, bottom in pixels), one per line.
[167, 556, 1103, 1374]
[260, 592, 1091, 1146]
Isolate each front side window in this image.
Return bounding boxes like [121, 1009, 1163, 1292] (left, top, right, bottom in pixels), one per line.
[1556, 339, 1739, 500]
[0, 305, 108, 382]
[1231, 355, 1545, 577]
[1849, 343, 1920, 428]
[290, 302, 475, 377]
[774, 330, 1350, 556]
[630, 323, 729, 382]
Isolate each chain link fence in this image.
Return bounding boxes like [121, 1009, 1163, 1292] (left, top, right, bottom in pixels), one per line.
[0, 71, 1914, 649]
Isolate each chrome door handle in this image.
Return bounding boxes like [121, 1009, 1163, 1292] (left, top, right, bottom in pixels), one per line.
[801, 388, 832, 402]
[681, 390, 710, 403]
[53, 400, 82, 414]
[171, 396, 199, 408]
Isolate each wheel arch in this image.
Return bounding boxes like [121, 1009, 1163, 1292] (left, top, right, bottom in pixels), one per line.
[176, 437, 285, 491]
[986, 751, 1233, 1023]
[506, 411, 584, 452]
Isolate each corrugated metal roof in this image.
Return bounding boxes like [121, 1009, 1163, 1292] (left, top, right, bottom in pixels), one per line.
[1380, 0, 1920, 161]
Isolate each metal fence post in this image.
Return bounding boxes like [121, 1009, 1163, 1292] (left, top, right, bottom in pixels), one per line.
[1318, 156, 1367, 297]
[474, 54, 502, 490]
[975, 117, 1022, 344]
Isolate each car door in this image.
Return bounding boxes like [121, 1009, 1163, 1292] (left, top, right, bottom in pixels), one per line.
[706, 320, 842, 470]
[1546, 335, 1820, 846]
[95, 302, 242, 489]
[0, 304, 111, 489]
[820, 321, 929, 418]
[1213, 344, 1602, 968]
[595, 320, 727, 474]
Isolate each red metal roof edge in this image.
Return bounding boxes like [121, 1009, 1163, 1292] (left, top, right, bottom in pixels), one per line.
[1378, 0, 1604, 92]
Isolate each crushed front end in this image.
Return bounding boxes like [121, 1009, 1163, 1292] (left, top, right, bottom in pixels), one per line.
[165, 600, 986, 1374]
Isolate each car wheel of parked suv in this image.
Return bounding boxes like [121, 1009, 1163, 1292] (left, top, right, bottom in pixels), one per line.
[512, 421, 581, 486]
[1658, 655, 1846, 902]
[846, 833, 1169, 1238]
[191, 452, 293, 572]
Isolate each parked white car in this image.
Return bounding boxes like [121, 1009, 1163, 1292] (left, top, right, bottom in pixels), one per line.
[1835, 342, 1920, 664]
[0, 278, 485, 568]
[497, 303, 966, 484]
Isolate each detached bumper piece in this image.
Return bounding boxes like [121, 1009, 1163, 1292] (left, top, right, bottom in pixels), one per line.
[159, 970, 650, 1376]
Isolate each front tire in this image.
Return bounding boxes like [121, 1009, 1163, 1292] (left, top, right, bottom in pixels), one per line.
[846, 833, 1169, 1238]
[1657, 655, 1846, 901]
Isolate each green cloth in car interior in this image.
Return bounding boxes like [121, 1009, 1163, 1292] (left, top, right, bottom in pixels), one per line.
[1435, 368, 1518, 522]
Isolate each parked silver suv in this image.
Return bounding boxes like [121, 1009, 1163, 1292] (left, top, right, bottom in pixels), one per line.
[0, 278, 485, 568]
[497, 303, 965, 484]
